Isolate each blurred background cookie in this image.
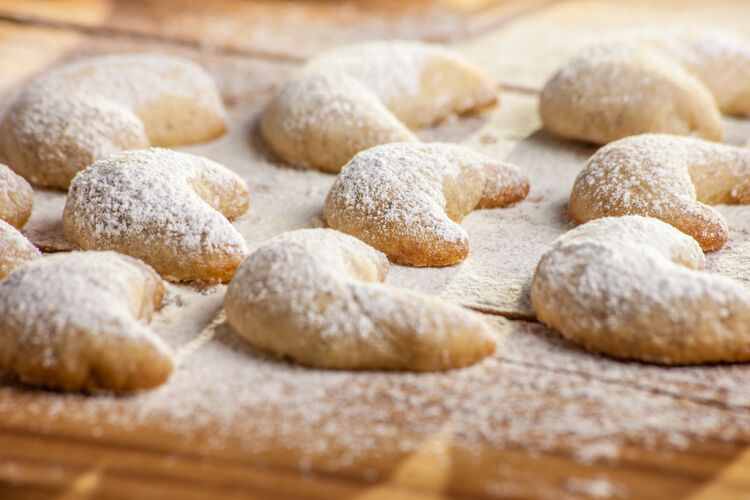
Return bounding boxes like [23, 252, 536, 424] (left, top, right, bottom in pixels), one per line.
[0, 54, 226, 189]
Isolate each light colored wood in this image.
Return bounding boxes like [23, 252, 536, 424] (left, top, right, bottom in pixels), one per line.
[0, 0, 109, 26]
[0, 22, 82, 99]
[459, 0, 750, 91]
[0, 0, 554, 61]
[5, 420, 750, 499]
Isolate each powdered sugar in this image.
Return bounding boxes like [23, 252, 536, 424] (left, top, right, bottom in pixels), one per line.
[325, 142, 527, 265]
[328, 143, 471, 246]
[549, 43, 666, 105]
[4, 47, 750, 494]
[20, 187, 74, 252]
[570, 134, 750, 249]
[0, 251, 172, 390]
[261, 39, 497, 172]
[540, 40, 724, 144]
[229, 228, 391, 344]
[539, 30, 750, 146]
[563, 477, 625, 498]
[628, 28, 750, 65]
[6, 90, 148, 185]
[0, 252, 162, 343]
[63, 148, 249, 281]
[0, 163, 32, 228]
[225, 228, 494, 370]
[0, 53, 226, 188]
[4, 309, 750, 481]
[268, 71, 414, 156]
[0, 219, 39, 280]
[624, 29, 750, 114]
[303, 39, 498, 128]
[33, 53, 224, 121]
[305, 40, 435, 109]
[532, 216, 750, 364]
[304, 40, 497, 127]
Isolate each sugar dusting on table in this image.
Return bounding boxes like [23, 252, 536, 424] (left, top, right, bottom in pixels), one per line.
[6, 48, 750, 495]
[64, 148, 248, 260]
[3, 294, 750, 481]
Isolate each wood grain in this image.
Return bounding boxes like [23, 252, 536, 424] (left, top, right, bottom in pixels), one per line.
[0, 0, 553, 61]
[0, 22, 83, 101]
[459, 0, 750, 91]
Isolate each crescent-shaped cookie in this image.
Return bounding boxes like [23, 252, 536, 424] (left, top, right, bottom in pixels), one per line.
[0, 163, 33, 228]
[540, 43, 723, 144]
[224, 229, 497, 371]
[0, 251, 173, 392]
[63, 148, 249, 282]
[531, 216, 750, 364]
[0, 54, 226, 189]
[568, 134, 750, 251]
[261, 40, 498, 172]
[325, 143, 529, 266]
[0, 220, 40, 280]
[635, 30, 750, 116]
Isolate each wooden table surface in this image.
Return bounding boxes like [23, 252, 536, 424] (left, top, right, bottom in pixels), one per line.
[2, 1, 750, 499]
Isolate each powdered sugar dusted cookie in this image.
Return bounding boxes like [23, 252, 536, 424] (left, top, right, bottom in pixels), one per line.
[540, 43, 723, 144]
[225, 229, 497, 371]
[569, 134, 750, 251]
[531, 216, 750, 364]
[261, 40, 498, 172]
[325, 143, 529, 266]
[0, 251, 173, 392]
[0, 220, 40, 280]
[63, 148, 249, 282]
[0, 163, 33, 228]
[633, 30, 750, 117]
[261, 72, 417, 173]
[1, 54, 226, 189]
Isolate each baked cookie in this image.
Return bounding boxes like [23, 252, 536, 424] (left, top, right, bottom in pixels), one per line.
[540, 43, 723, 144]
[325, 143, 529, 266]
[0, 251, 173, 392]
[261, 40, 498, 172]
[0, 54, 226, 189]
[63, 148, 249, 282]
[634, 30, 750, 116]
[568, 134, 750, 251]
[531, 216, 750, 364]
[0, 163, 33, 228]
[225, 229, 497, 371]
[261, 72, 417, 173]
[0, 220, 40, 280]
